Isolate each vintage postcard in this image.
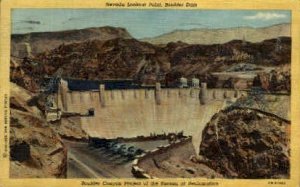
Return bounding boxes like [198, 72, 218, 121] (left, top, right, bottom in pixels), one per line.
[0, 0, 300, 186]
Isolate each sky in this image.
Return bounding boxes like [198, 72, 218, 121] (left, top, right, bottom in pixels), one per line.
[12, 9, 291, 39]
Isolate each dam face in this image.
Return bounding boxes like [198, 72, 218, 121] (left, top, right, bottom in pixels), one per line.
[56, 80, 240, 151]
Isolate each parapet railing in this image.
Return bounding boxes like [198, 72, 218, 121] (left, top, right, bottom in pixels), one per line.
[58, 80, 244, 111]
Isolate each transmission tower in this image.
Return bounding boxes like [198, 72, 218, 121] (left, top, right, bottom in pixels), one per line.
[42, 68, 63, 110]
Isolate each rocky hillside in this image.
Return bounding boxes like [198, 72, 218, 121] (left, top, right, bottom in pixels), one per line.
[10, 82, 67, 178]
[11, 26, 132, 58]
[199, 107, 290, 178]
[143, 23, 290, 45]
[10, 57, 41, 92]
[36, 38, 167, 80]
[252, 70, 291, 92]
[13, 36, 290, 92]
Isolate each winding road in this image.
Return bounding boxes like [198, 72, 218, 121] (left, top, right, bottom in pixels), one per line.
[64, 140, 133, 178]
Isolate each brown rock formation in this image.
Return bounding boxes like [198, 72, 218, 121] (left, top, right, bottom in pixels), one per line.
[10, 57, 40, 92]
[12, 36, 290, 92]
[10, 82, 67, 178]
[199, 107, 290, 178]
[11, 26, 132, 58]
[252, 70, 291, 92]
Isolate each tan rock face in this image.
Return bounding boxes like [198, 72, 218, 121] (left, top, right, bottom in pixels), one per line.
[51, 116, 88, 140]
[10, 83, 67, 178]
[199, 107, 290, 179]
[142, 23, 290, 45]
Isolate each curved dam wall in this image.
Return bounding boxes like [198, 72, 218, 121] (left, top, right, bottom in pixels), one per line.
[57, 81, 243, 152]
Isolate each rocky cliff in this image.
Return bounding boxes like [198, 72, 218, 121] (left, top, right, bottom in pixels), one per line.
[10, 57, 41, 92]
[10, 82, 67, 178]
[199, 107, 290, 178]
[252, 70, 291, 92]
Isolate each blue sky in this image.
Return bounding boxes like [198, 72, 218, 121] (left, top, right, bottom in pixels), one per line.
[12, 9, 291, 38]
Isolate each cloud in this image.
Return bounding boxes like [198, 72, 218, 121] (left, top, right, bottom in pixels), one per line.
[181, 23, 204, 27]
[67, 17, 79, 21]
[62, 17, 87, 24]
[243, 12, 287, 20]
[14, 27, 34, 31]
[14, 20, 41, 25]
[21, 20, 41, 24]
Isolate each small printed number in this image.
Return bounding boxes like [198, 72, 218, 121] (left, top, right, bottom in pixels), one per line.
[268, 181, 286, 185]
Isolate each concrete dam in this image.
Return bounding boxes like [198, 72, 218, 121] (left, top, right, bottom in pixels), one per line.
[55, 79, 243, 151]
